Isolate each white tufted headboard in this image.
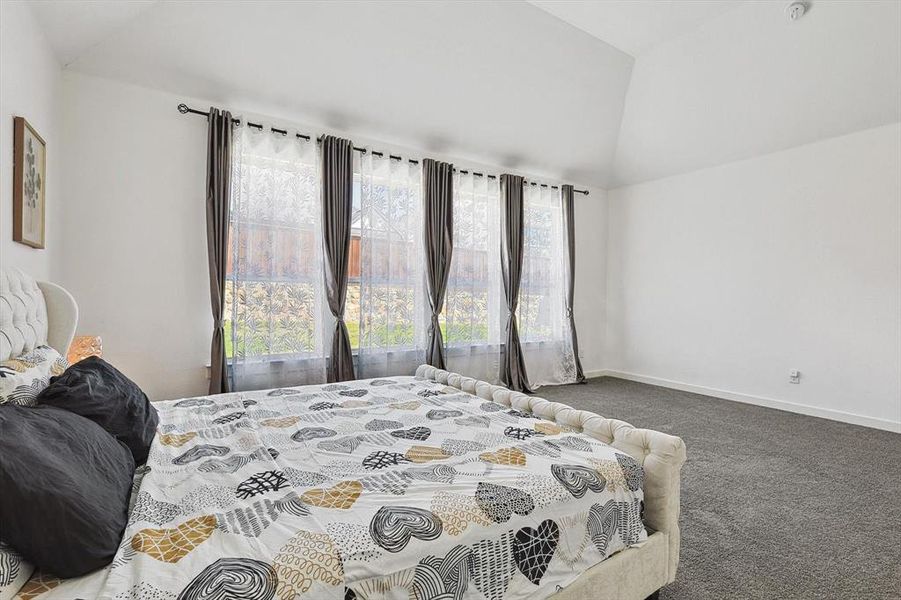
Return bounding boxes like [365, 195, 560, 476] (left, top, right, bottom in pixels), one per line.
[0, 268, 78, 361]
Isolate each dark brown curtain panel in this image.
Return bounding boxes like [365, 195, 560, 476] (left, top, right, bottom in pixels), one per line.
[422, 159, 454, 369]
[206, 107, 233, 394]
[499, 174, 532, 393]
[320, 135, 356, 382]
[562, 184, 586, 383]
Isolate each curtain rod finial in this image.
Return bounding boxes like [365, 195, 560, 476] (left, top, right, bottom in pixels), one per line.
[177, 103, 189, 114]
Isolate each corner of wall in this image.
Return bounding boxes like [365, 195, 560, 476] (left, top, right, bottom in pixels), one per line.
[598, 124, 901, 428]
[573, 185, 610, 377]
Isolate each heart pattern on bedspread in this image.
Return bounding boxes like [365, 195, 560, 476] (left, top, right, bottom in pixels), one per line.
[39, 374, 647, 600]
[159, 432, 197, 447]
[479, 447, 526, 466]
[301, 481, 363, 509]
[291, 427, 337, 442]
[474, 482, 535, 523]
[513, 519, 560, 585]
[551, 464, 607, 499]
[404, 445, 452, 463]
[369, 506, 444, 553]
[131, 516, 217, 563]
[390, 426, 431, 441]
[470, 532, 516, 600]
[172, 444, 229, 465]
[179, 558, 278, 600]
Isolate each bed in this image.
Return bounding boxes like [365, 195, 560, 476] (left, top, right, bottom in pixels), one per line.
[0, 268, 686, 600]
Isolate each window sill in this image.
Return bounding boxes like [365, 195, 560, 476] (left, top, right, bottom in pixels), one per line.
[206, 339, 566, 380]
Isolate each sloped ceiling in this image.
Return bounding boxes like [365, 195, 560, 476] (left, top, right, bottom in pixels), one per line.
[29, 0, 157, 66]
[528, 0, 741, 57]
[28, 0, 901, 188]
[608, 0, 901, 186]
[40, 0, 634, 188]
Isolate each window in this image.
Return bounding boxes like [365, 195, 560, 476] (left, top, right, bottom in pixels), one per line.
[225, 126, 326, 389]
[520, 183, 577, 386]
[351, 152, 425, 377]
[442, 172, 504, 382]
[223, 125, 576, 389]
[520, 184, 566, 343]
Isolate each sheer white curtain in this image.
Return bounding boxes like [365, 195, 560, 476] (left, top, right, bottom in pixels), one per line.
[519, 183, 578, 387]
[226, 124, 327, 390]
[442, 172, 504, 383]
[224, 120, 576, 389]
[352, 151, 426, 378]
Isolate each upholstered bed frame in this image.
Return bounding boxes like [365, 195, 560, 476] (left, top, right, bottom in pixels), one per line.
[0, 268, 685, 600]
[416, 365, 687, 600]
[0, 268, 78, 362]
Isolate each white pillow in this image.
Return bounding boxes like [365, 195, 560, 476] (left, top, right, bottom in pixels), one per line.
[0, 346, 67, 407]
[0, 541, 33, 600]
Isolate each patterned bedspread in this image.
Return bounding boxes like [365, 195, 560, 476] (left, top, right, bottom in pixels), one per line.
[19, 375, 646, 600]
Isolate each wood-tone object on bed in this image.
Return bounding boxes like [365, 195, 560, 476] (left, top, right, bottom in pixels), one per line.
[12, 117, 47, 249]
[417, 364, 687, 600]
[0, 268, 77, 362]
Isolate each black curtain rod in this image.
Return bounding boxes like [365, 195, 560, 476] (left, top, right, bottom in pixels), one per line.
[178, 103, 588, 195]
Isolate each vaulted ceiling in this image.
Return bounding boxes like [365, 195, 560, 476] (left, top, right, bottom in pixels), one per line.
[30, 0, 634, 188]
[606, 0, 901, 186]
[27, 0, 901, 188]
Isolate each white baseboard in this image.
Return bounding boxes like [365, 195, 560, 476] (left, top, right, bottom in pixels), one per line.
[588, 369, 901, 434]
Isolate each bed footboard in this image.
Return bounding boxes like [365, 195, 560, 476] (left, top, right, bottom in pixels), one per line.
[416, 365, 687, 591]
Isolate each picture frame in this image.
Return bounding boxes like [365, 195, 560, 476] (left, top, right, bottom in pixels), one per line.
[13, 116, 46, 249]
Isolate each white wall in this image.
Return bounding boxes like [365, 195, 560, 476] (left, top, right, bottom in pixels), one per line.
[0, 1, 62, 279]
[54, 68, 900, 433]
[574, 189, 608, 376]
[59, 72, 607, 400]
[612, 0, 901, 186]
[606, 123, 901, 431]
[59, 74, 211, 401]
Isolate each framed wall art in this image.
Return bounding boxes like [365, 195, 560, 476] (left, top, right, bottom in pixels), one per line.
[13, 116, 46, 249]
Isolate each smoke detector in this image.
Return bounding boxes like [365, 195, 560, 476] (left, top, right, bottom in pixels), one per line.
[785, 2, 807, 21]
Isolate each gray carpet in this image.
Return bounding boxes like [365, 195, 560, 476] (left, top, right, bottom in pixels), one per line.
[539, 377, 901, 600]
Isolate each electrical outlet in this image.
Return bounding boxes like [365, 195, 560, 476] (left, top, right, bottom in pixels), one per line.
[789, 369, 801, 384]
